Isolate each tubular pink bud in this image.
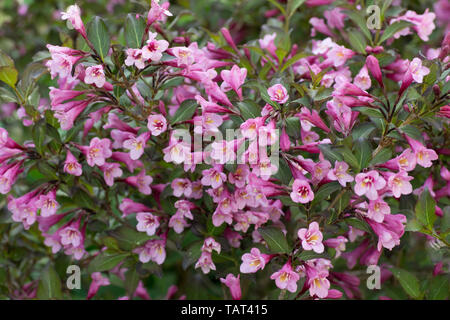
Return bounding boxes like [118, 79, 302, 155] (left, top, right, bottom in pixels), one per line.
[220, 28, 239, 53]
[365, 55, 384, 88]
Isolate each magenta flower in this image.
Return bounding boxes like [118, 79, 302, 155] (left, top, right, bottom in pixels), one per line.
[354, 170, 386, 200]
[365, 55, 384, 88]
[323, 236, 348, 258]
[366, 214, 406, 251]
[220, 274, 242, 300]
[298, 221, 324, 253]
[220, 65, 247, 100]
[87, 272, 110, 300]
[290, 179, 314, 204]
[267, 84, 289, 104]
[35, 190, 59, 217]
[125, 170, 153, 195]
[270, 262, 300, 293]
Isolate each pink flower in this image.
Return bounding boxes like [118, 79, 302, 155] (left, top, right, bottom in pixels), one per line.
[367, 199, 391, 223]
[136, 212, 160, 236]
[366, 214, 406, 251]
[354, 66, 371, 90]
[405, 135, 438, 168]
[270, 262, 300, 293]
[123, 132, 151, 160]
[220, 65, 247, 100]
[171, 178, 192, 197]
[202, 237, 221, 254]
[168, 213, 189, 233]
[125, 170, 153, 195]
[228, 165, 249, 188]
[365, 55, 384, 88]
[307, 269, 330, 298]
[99, 162, 123, 187]
[240, 248, 273, 273]
[220, 274, 242, 300]
[82, 137, 112, 167]
[387, 171, 413, 198]
[61, 5, 87, 38]
[84, 65, 106, 88]
[239, 117, 264, 140]
[134, 239, 166, 264]
[323, 236, 348, 258]
[142, 32, 169, 62]
[290, 179, 314, 204]
[64, 150, 82, 176]
[147, 0, 172, 26]
[327, 161, 354, 186]
[201, 165, 227, 189]
[298, 221, 324, 253]
[162, 137, 191, 164]
[0, 162, 23, 194]
[195, 251, 216, 274]
[125, 48, 146, 69]
[408, 58, 430, 83]
[35, 190, 59, 217]
[147, 114, 167, 136]
[87, 272, 110, 300]
[326, 45, 354, 67]
[267, 84, 289, 104]
[354, 170, 386, 200]
[395, 148, 417, 171]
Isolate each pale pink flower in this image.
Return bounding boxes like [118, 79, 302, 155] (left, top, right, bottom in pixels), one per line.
[64, 150, 82, 176]
[35, 190, 59, 217]
[134, 239, 166, 264]
[354, 170, 386, 200]
[387, 171, 413, 198]
[298, 221, 324, 253]
[202, 237, 221, 254]
[168, 213, 189, 233]
[267, 84, 289, 104]
[201, 166, 227, 189]
[307, 269, 330, 298]
[162, 137, 191, 164]
[290, 179, 314, 204]
[147, 0, 172, 26]
[125, 48, 146, 69]
[99, 162, 123, 187]
[220, 274, 242, 300]
[326, 45, 354, 67]
[228, 165, 250, 188]
[239, 117, 264, 140]
[195, 251, 216, 274]
[147, 114, 167, 136]
[408, 58, 430, 83]
[136, 212, 160, 236]
[125, 170, 153, 195]
[354, 66, 371, 90]
[323, 236, 348, 258]
[220, 65, 247, 100]
[123, 132, 151, 160]
[82, 138, 112, 167]
[84, 65, 106, 88]
[142, 32, 169, 62]
[406, 136, 438, 168]
[171, 178, 192, 197]
[366, 214, 406, 251]
[396, 148, 417, 171]
[61, 4, 86, 38]
[327, 161, 354, 186]
[240, 248, 272, 273]
[270, 262, 300, 293]
[367, 199, 391, 223]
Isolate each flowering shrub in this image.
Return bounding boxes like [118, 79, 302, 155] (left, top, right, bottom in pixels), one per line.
[0, 0, 449, 300]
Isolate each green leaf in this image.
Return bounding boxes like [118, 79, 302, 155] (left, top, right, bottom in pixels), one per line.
[347, 29, 367, 54]
[124, 268, 140, 295]
[258, 227, 291, 253]
[0, 66, 18, 88]
[427, 276, 449, 300]
[273, 157, 292, 185]
[345, 10, 372, 42]
[125, 14, 146, 49]
[0, 49, 14, 67]
[400, 125, 423, 143]
[243, 80, 280, 109]
[285, 117, 301, 139]
[0, 86, 17, 103]
[87, 16, 111, 61]
[311, 181, 341, 207]
[88, 252, 130, 273]
[280, 52, 309, 73]
[108, 225, 157, 251]
[391, 267, 422, 299]
[340, 146, 360, 172]
[287, 0, 306, 18]
[378, 21, 413, 45]
[236, 100, 261, 120]
[170, 99, 198, 124]
[369, 148, 392, 166]
[415, 188, 436, 229]
[345, 217, 371, 233]
[354, 140, 372, 170]
[207, 217, 226, 236]
[36, 266, 63, 299]
[296, 250, 329, 261]
[318, 144, 343, 163]
[32, 119, 47, 155]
